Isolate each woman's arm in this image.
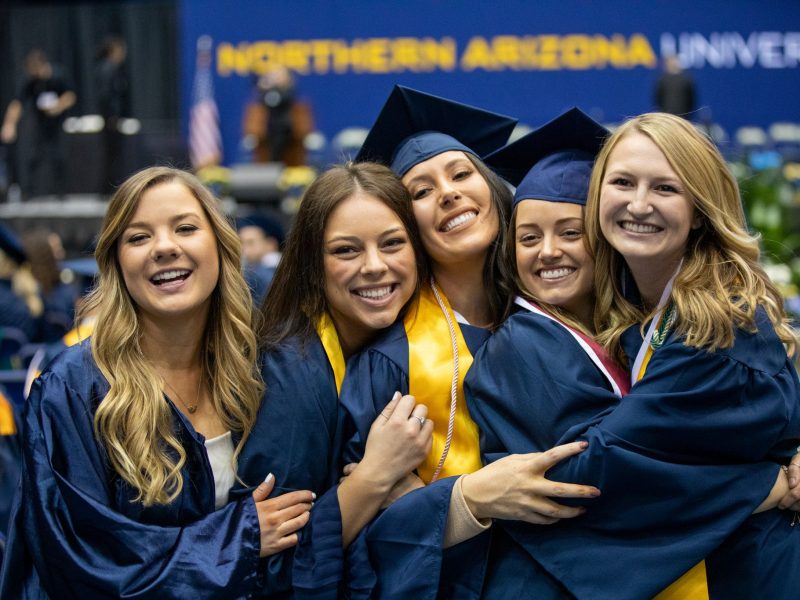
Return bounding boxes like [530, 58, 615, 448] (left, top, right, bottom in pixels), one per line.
[337, 392, 432, 547]
[5, 371, 268, 599]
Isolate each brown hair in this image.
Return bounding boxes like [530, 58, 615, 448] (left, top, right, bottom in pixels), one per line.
[259, 161, 427, 350]
[466, 155, 515, 327]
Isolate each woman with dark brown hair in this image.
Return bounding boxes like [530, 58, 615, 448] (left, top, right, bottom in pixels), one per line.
[243, 161, 434, 596]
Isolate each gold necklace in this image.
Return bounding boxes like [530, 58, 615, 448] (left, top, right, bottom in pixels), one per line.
[163, 377, 203, 415]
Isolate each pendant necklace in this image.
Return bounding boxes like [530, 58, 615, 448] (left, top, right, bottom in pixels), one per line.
[164, 377, 203, 415]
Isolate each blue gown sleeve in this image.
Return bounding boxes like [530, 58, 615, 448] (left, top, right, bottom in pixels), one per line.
[235, 336, 343, 598]
[470, 309, 800, 599]
[0, 369, 263, 600]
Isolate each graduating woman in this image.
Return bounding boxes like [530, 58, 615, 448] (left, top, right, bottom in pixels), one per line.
[470, 112, 800, 599]
[251, 162, 434, 597]
[0, 167, 316, 599]
[304, 87, 597, 599]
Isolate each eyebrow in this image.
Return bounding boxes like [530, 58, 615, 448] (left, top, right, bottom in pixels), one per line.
[404, 157, 472, 187]
[326, 226, 405, 244]
[606, 169, 681, 183]
[517, 217, 583, 228]
[125, 212, 202, 230]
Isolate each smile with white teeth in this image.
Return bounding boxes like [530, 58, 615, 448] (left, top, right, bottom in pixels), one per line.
[538, 267, 575, 280]
[151, 269, 191, 284]
[441, 211, 477, 232]
[354, 285, 394, 300]
[620, 221, 661, 234]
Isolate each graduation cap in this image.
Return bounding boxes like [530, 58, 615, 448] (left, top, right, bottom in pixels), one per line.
[355, 85, 517, 176]
[0, 224, 27, 264]
[485, 107, 608, 208]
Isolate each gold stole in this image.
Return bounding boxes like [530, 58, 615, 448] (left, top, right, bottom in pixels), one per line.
[62, 320, 95, 348]
[315, 312, 346, 395]
[639, 322, 709, 600]
[404, 283, 483, 483]
[0, 390, 15, 435]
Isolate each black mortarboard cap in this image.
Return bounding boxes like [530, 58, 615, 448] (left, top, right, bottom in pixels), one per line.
[355, 85, 517, 176]
[485, 107, 608, 208]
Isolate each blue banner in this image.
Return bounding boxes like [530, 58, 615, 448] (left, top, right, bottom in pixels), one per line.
[180, 0, 800, 166]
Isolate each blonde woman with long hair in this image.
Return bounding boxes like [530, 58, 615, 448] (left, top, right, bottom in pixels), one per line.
[489, 113, 800, 599]
[0, 167, 314, 599]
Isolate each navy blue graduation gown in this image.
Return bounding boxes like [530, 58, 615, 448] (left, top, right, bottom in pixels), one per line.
[466, 306, 800, 599]
[0, 336, 341, 599]
[294, 319, 492, 599]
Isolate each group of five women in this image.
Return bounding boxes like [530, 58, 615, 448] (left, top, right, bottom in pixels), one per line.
[1, 85, 798, 599]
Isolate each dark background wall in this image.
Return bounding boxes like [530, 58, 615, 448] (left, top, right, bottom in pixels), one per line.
[0, 0, 184, 191]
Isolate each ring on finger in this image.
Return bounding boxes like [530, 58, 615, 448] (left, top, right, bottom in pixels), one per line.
[412, 415, 425, 427]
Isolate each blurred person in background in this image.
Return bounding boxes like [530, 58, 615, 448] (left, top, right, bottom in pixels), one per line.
[21, 230, 80, 342]
[0, 224, 42, 343]
[654, 55, 696, 119]
[237, 213, 284, 303]
[0, 49, 76, 199]
[241, 66, 314, 166]
[96, 35, 131, 193]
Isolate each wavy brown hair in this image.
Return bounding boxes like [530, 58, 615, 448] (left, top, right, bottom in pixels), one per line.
[259, 161, 427, 350]
[585, 112, 797, 363]
[81, 166, 263, 506]
[466, 155, 514, 328]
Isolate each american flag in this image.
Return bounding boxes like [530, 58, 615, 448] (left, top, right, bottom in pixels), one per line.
[189, 36, 222, 169]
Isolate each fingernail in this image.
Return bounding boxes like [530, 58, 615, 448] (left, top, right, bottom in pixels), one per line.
[790, 476, 797, 487]
[264, 473, 274, 484]
[311, 492, 317, 500]
[579, 441, 588, 449]
[310, 501, 315, 508]
[393, 391, 401, 401]
[590, 488, 601, 497]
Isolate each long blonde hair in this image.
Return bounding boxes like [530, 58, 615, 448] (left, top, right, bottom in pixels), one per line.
[585, 113, 797, 362]
[81, 166, 263, 506]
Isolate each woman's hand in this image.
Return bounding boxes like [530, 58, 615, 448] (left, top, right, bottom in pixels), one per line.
[252, 473, 315, 557]
[354, 391, 433, 491]
[337, 391, 433, 547]
[461, 441, 601, 524]
[778, 452, 800, 511]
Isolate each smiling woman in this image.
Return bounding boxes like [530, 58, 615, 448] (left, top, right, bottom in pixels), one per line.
[322, 190, 417, 357]
[0, 167, 318, 599]
[117, 180, 220, 331]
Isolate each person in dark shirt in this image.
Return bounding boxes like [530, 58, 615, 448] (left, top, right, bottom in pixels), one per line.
[1, 49, 76, 198]
[654, 55, 696, 118]
[96, 36, 131, 193]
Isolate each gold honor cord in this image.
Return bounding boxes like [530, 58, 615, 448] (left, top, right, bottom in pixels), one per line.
[315, 312, 346, 396]
[404, 281, 483, 483]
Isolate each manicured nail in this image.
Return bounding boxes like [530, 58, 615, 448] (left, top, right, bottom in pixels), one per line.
[311, 492, 317, 500]
[264, 473, 274, 484]
[393, 391, 401, 401]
